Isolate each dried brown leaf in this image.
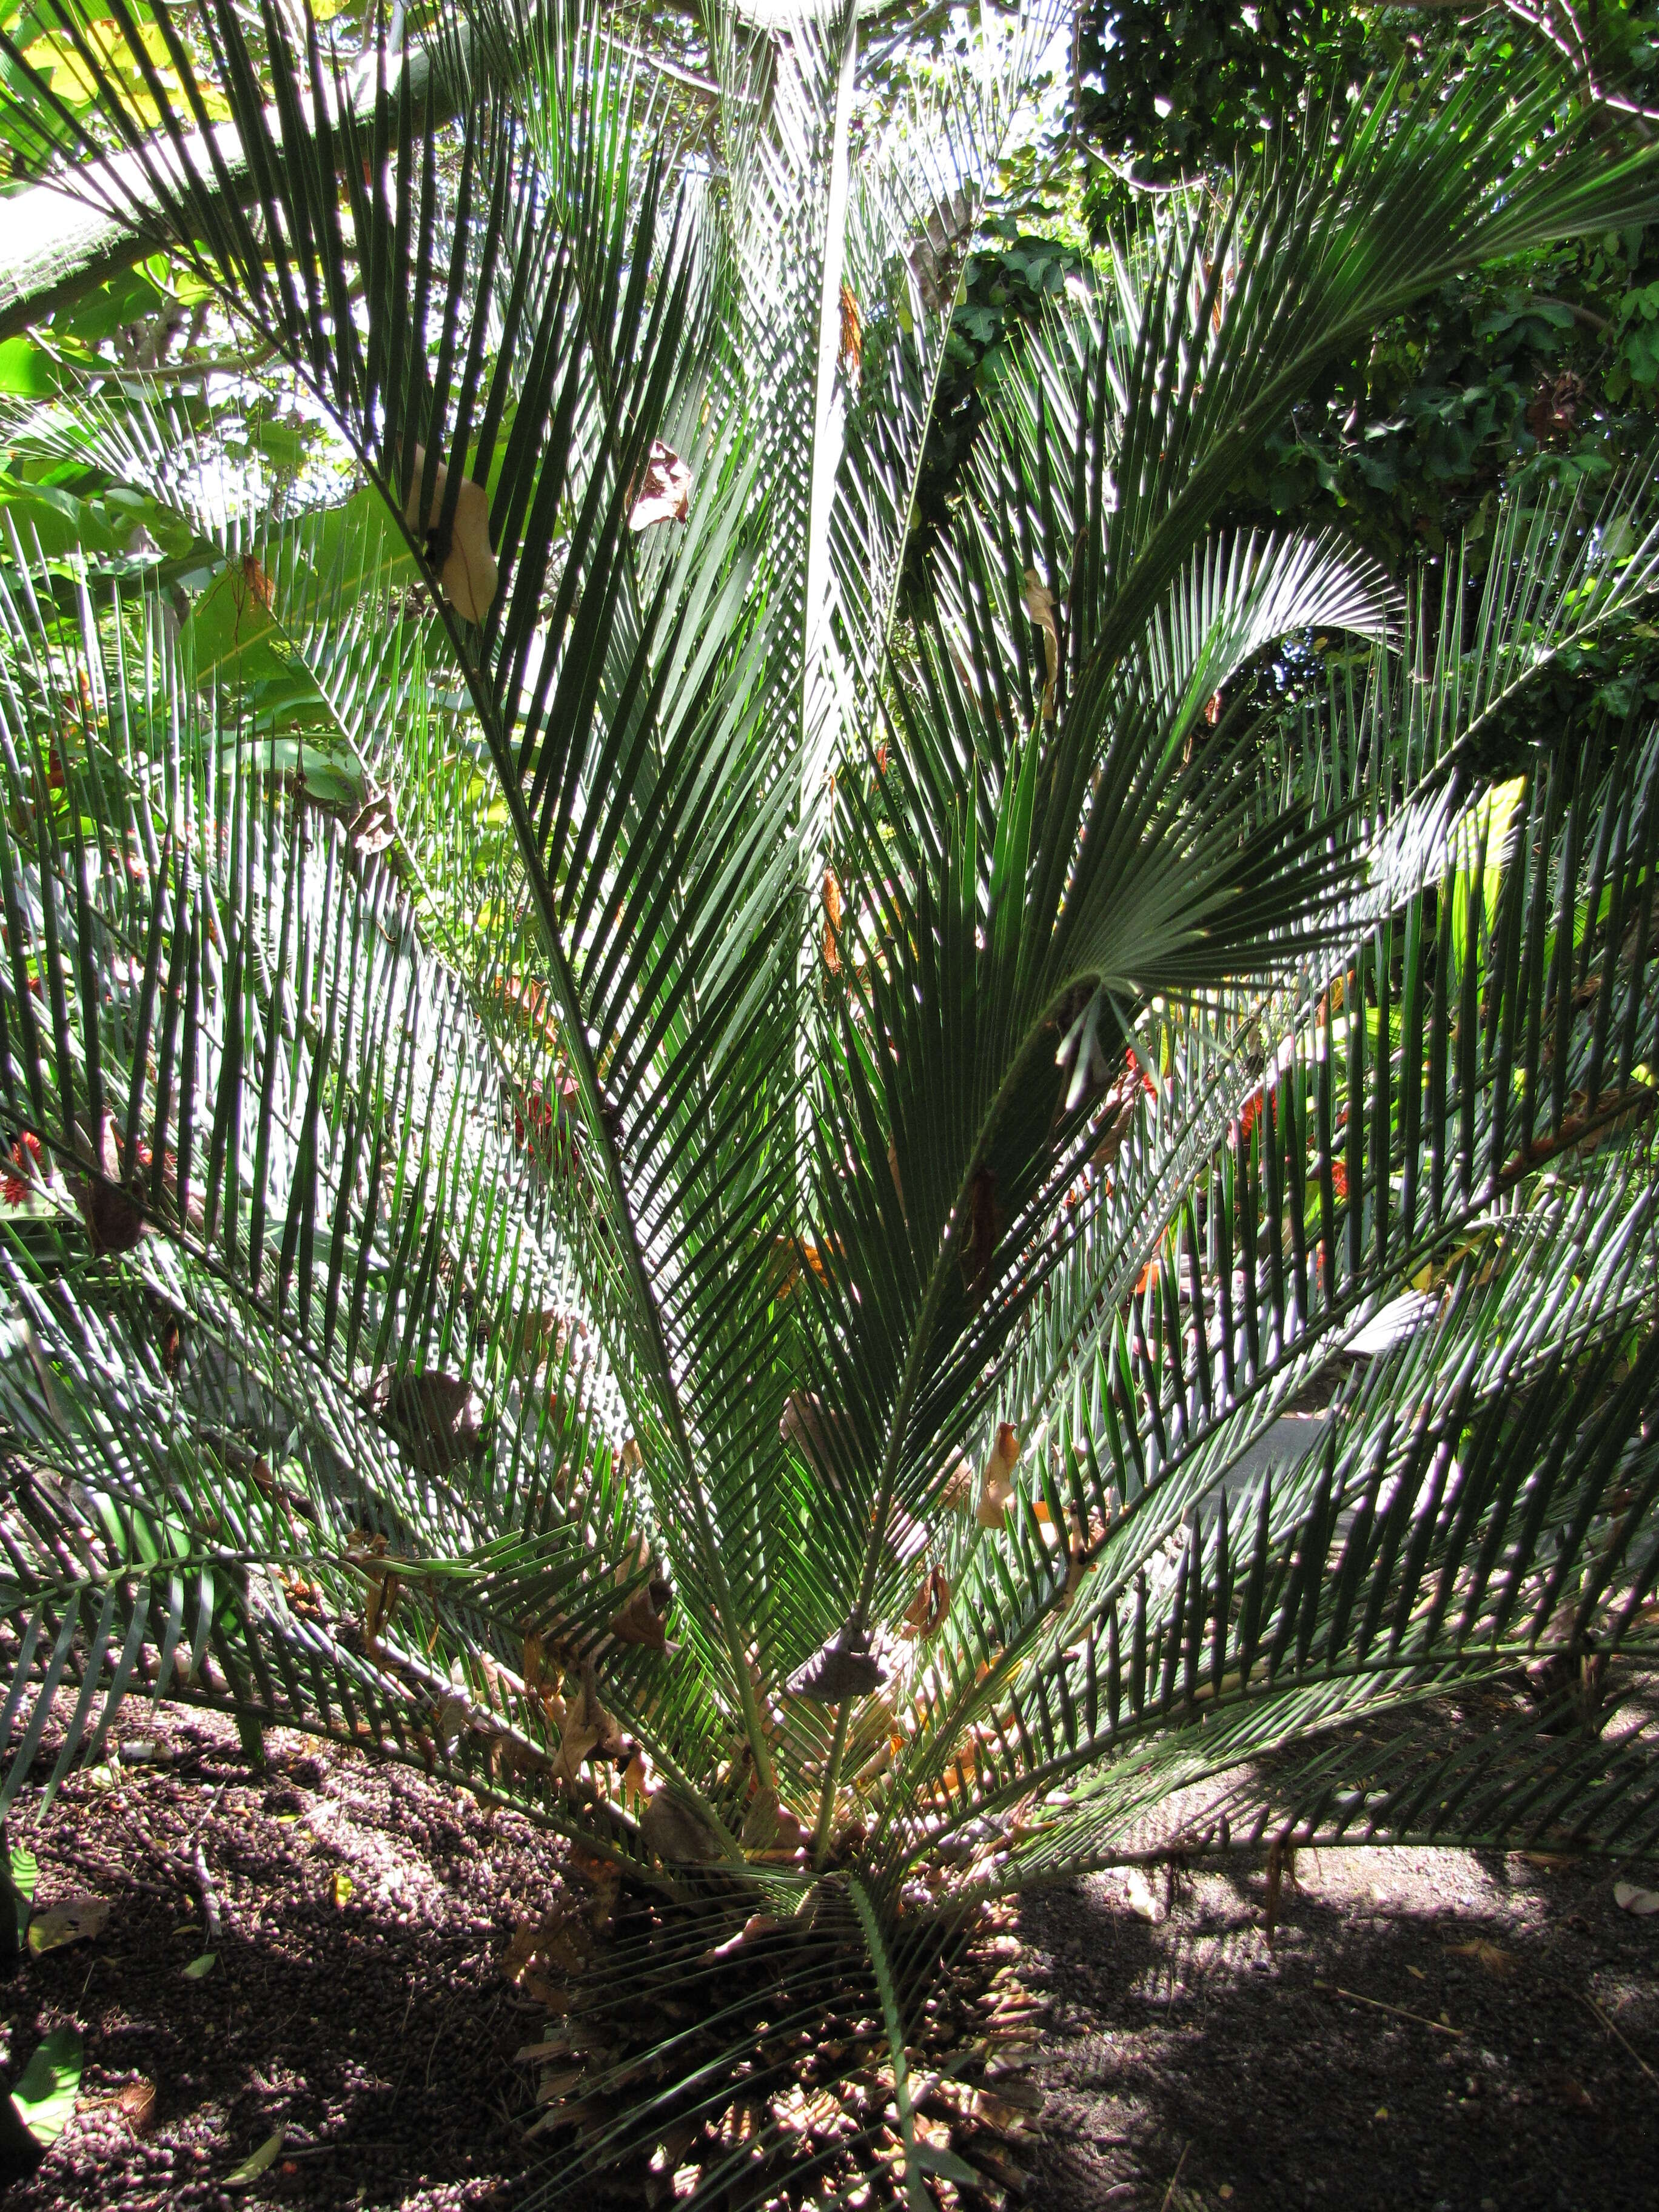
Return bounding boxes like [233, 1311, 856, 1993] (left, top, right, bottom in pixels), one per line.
[403, 446, 498, 622]
[114, 2079, 156, 2135]
[629, 441, 691, 530]
[976, 1424, 1020, 1526]
[28, 1895, 109, 1954]
[778, 1392, 852, 1488]
[1022, 568, 1059, 721]
[959, 1168, 1003, 1309]
[786, 1616, 885, 1703]
[699, 1912, 779, 1964]
[641, 1788, 726, 1866]
[902, 1564, 950, 1638]
[365, 1370, 484, 1473]
[1448, 1937, 1515, 1975]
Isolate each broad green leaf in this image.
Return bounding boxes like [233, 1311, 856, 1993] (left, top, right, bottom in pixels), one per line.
[10, 2026, 82, 2148]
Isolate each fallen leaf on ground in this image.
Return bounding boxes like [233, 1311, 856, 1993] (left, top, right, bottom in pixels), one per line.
[535, 2066, 587, 2106]
[10, 2026, 82, 2147]
[330, 1869, 354, 1909]
[501, 1921, 545, 1983]
[968, 2086, 1036, 2131]
[699, 1912, 779, 1964]
[224, 2129, 284, 2186]
[500, 1911, 587, 2006]
[1613, 1879, 1659, 1915]
[1123, 1867, 1167, 1924]
[27, 1895, 109, 1954]
[183, 1951, 216, 1979]
[113, 2079, 156, 2134]
[1448, 1938, 1514, 1976]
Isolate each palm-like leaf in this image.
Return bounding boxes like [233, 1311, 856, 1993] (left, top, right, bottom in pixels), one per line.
[0, 542, 680, 1854]
[1, 7, 1658, 2205]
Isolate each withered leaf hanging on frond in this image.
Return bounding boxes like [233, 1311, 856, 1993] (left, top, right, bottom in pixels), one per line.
[1021, 567, 1059, 720]
[902, 1564, 950, 1638]
[641, 1785, 727, 1865]
[778, 1390, 853, 1488]
[348, 789, 398, 856]
[822, 867, 843, 974]
[608, 1537, 675, 1649]
[628, 440, 691, 529]
[75, 1109, 146, 1256]
[837, 278, 863, 378]
[975, 1423, 1020, 1526]
[401, 443, 498, 622]
[787, 1615, 885, 1703]
[364, 1370, 485, 1473]
[551, 1661, 638, 1790]
[959, 1167, 1004, 1309]
[239, 551, 275, 613]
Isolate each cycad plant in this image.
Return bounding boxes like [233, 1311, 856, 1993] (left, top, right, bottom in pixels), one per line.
[2, 2, 1659, 2202]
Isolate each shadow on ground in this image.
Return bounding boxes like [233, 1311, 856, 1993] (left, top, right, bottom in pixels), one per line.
[5, 1703, 1658, 2212]
[1018, 1840, 1657, 2212]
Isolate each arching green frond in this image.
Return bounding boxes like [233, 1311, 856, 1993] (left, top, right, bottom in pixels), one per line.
[895, 1143, 1658, 1881]
[1, 15, 1658, 2201]
[0, 541, 705, 1857]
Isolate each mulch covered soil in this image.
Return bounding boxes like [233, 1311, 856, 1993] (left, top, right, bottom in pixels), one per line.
[0, 1701, 1655, 2211]
[1, 1708, 566, 2210]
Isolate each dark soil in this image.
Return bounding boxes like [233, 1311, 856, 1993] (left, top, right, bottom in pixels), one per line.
[1, 1703, 1655, 2212]
[1, 1707, 569, 2210]
[1018, 1843, 1658, 2212]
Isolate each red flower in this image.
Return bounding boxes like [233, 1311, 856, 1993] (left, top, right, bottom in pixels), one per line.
[1329, 1158, 1349, 1202]
[1123, 1048, 1158, 1099]
[513, 1074, 578, 1168]
[514, 1084, 554, 1153]
[2, 1129, 43, 1206]
[1237, 1093, 1262, 1141]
